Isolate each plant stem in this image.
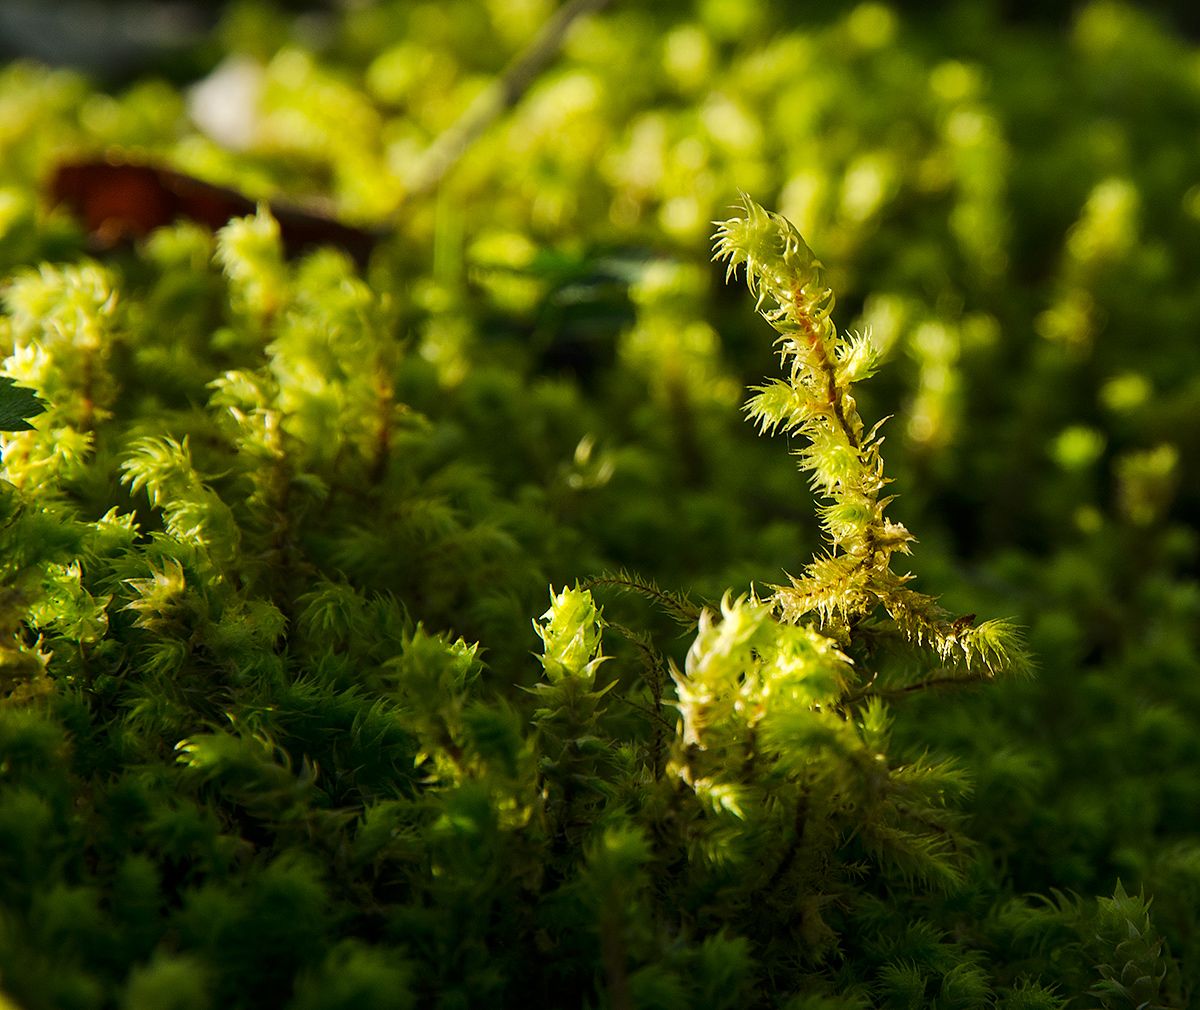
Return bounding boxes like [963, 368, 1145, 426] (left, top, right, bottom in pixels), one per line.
[841, 671, 992, 708]
[398, 0, 614, 205]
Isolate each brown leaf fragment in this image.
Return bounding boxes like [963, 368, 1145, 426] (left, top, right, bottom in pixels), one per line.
[50, 157, 384, 269]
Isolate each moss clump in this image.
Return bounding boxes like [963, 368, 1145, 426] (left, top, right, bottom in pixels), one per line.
[1, 1, 1199, 1006]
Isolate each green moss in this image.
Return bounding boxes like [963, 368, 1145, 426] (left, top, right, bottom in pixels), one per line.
[0, 0, 1198, 1006]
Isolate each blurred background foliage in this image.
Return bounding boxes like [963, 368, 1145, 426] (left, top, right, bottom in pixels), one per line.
[3, 0, 1200, 1005]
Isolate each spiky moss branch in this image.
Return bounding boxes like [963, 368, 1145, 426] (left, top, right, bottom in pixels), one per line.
[712, 195, 1031, 684]
[583, 570, 699, 780]
[584, 569, 701, 629]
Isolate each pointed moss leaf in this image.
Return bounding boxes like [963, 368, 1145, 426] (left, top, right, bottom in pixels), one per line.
[0, 376, 46, 431]
[746, 380, 815, 434]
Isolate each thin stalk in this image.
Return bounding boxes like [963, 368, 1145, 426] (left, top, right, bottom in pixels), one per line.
[397, 0, 614, 205]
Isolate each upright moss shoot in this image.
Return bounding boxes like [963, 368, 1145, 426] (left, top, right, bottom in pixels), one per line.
[713, 195, 1030, 686]
[648, 199, 1032, 952]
